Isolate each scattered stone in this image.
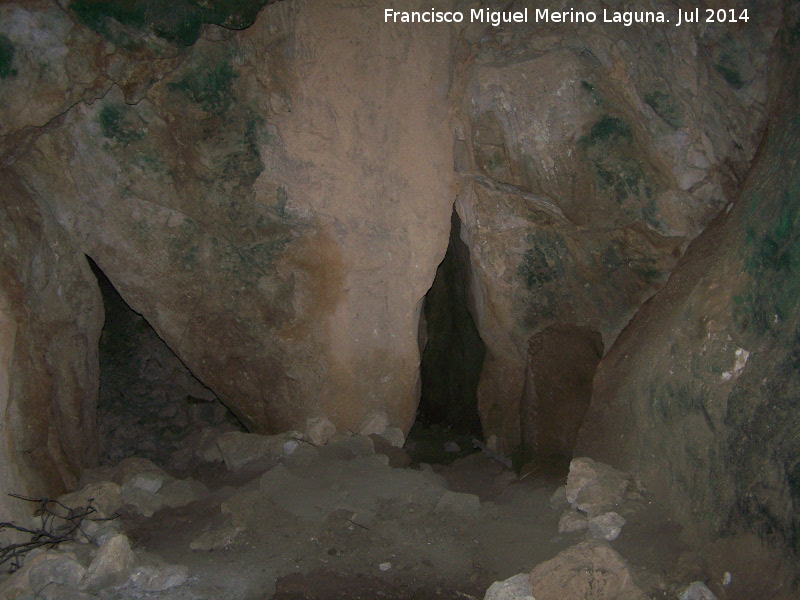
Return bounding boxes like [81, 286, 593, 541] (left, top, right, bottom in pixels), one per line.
[81, 534, 134, 592]
[199, 439, 225, 463]
[130, 564, 190, 592]
[558, 510, 588, 533]
[306, 416, 337, 445]
[369, 433, 411, 468]
[444, 441, 461, 453]
[549, 486, 568, 511]
[189, 525, 242, 551]
[58, 482, 122, 519]
[434, 491, 480, 517]
[37, 583, 96, 600]
[529, 541, 647, 600]
[379, 427, 406, 448]
[216, 431, 281, 470]
[0, 551, 54, 599]
[588, 511, 626, 541]
[359, 410, 389, 436]
[158, 477, 209, 508]
[114, 457, 170, 488]
[28, 553, 86, 594]
[565, 457, 629, 518]
[483, 573, 535, 600]
[124, 470, 165, 495]
[319, 434, 375, 460]
[220, 490, 261, 530]
[679, 581, 718, 600]
[378, 562, 392, 571]
[119, 483, 165, 517]
[75, 519, 120, 546]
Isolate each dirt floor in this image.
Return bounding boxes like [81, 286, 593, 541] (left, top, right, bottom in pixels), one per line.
[45, 423, 697, 600]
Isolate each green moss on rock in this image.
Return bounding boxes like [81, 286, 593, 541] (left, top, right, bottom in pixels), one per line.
[71, 0, 278, 47]
[0, 34, 18, 79]
[644, 91, 684, 129]
[99, 104, 146, 144]
[587, 115, 632, 145]
[715, 63, 745, 89]
[169, 62, 237, 114]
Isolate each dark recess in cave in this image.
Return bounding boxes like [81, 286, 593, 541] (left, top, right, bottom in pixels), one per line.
[519, 324, 604, 475]
[87, 257, 241, 465]
[417, 208, 485, 438]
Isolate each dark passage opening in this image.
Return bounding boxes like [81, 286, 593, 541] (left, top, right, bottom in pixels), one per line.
[87, 258, 242, 465]
[416, 208, 486, 442]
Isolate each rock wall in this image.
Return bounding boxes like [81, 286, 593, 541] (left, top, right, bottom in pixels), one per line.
[6, 0, 455, 438]
[450, 0, 780, 452]
[0, 170, 103, 528]
[576, 19, 800, 574]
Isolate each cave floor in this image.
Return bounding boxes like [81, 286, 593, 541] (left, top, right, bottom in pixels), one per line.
[84, 434, 693, 600]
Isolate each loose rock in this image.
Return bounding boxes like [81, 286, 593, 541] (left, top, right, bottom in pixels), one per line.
[588, 511, 626, 541]
[28, 553, 86, 594]
[81, 534, 134, 592]
[306, 416, 337, 445]
[565, 457, 629, 518]
[529, 540, 647, 600]
[216, 431, 281, 470]
[558, 510, 588, 533]
[359, 410, 389, 436]
[189, 525, 242, 551]
[58, 482, 122, 520]
[484, 573, 535, 600]
[130, 563, 190, 592]
[679, 581, 719, 600]
[379, 427, 406, 448]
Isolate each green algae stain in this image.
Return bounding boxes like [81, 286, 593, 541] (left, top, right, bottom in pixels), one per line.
[0, 34, 18, 79]
[644, 91, 684, 129]
[99, 104, 146, 144]
[587, 115, 632, 145]
[71, 0, 275, 47]
[169, 62, 237, 115]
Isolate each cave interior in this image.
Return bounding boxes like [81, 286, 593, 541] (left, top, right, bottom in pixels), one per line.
[1, 1, 799, 599]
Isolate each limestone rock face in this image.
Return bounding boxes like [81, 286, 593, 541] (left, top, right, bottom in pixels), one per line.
[451, 1, 780, 449]
[10, 0, 455, 435]
[0, 170, 103, 523]
[576, 40, 800, 578]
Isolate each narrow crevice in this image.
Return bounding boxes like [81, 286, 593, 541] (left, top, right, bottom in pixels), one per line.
[417, 208, 485, 438]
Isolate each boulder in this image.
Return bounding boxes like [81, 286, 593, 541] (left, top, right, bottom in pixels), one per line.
[565, 457, 629, 518]
[588, 512, 626, 541]
[216, 432, 283, 471]
[28, 553, 86, 595]
[306, 416, 337, 445]
[558, 511, 588, 534]
[81, 534, 134, 592]
[58, 482, 122, 520]
[483, 573, 534, 600]
[529, 541, 647, 600]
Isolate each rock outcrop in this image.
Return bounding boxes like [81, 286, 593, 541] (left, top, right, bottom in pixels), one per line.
[0, 170, 103, 523]
[450, 0, 780, 451]
[5, 0, 454, 443]
[576, 18, 800, 583]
